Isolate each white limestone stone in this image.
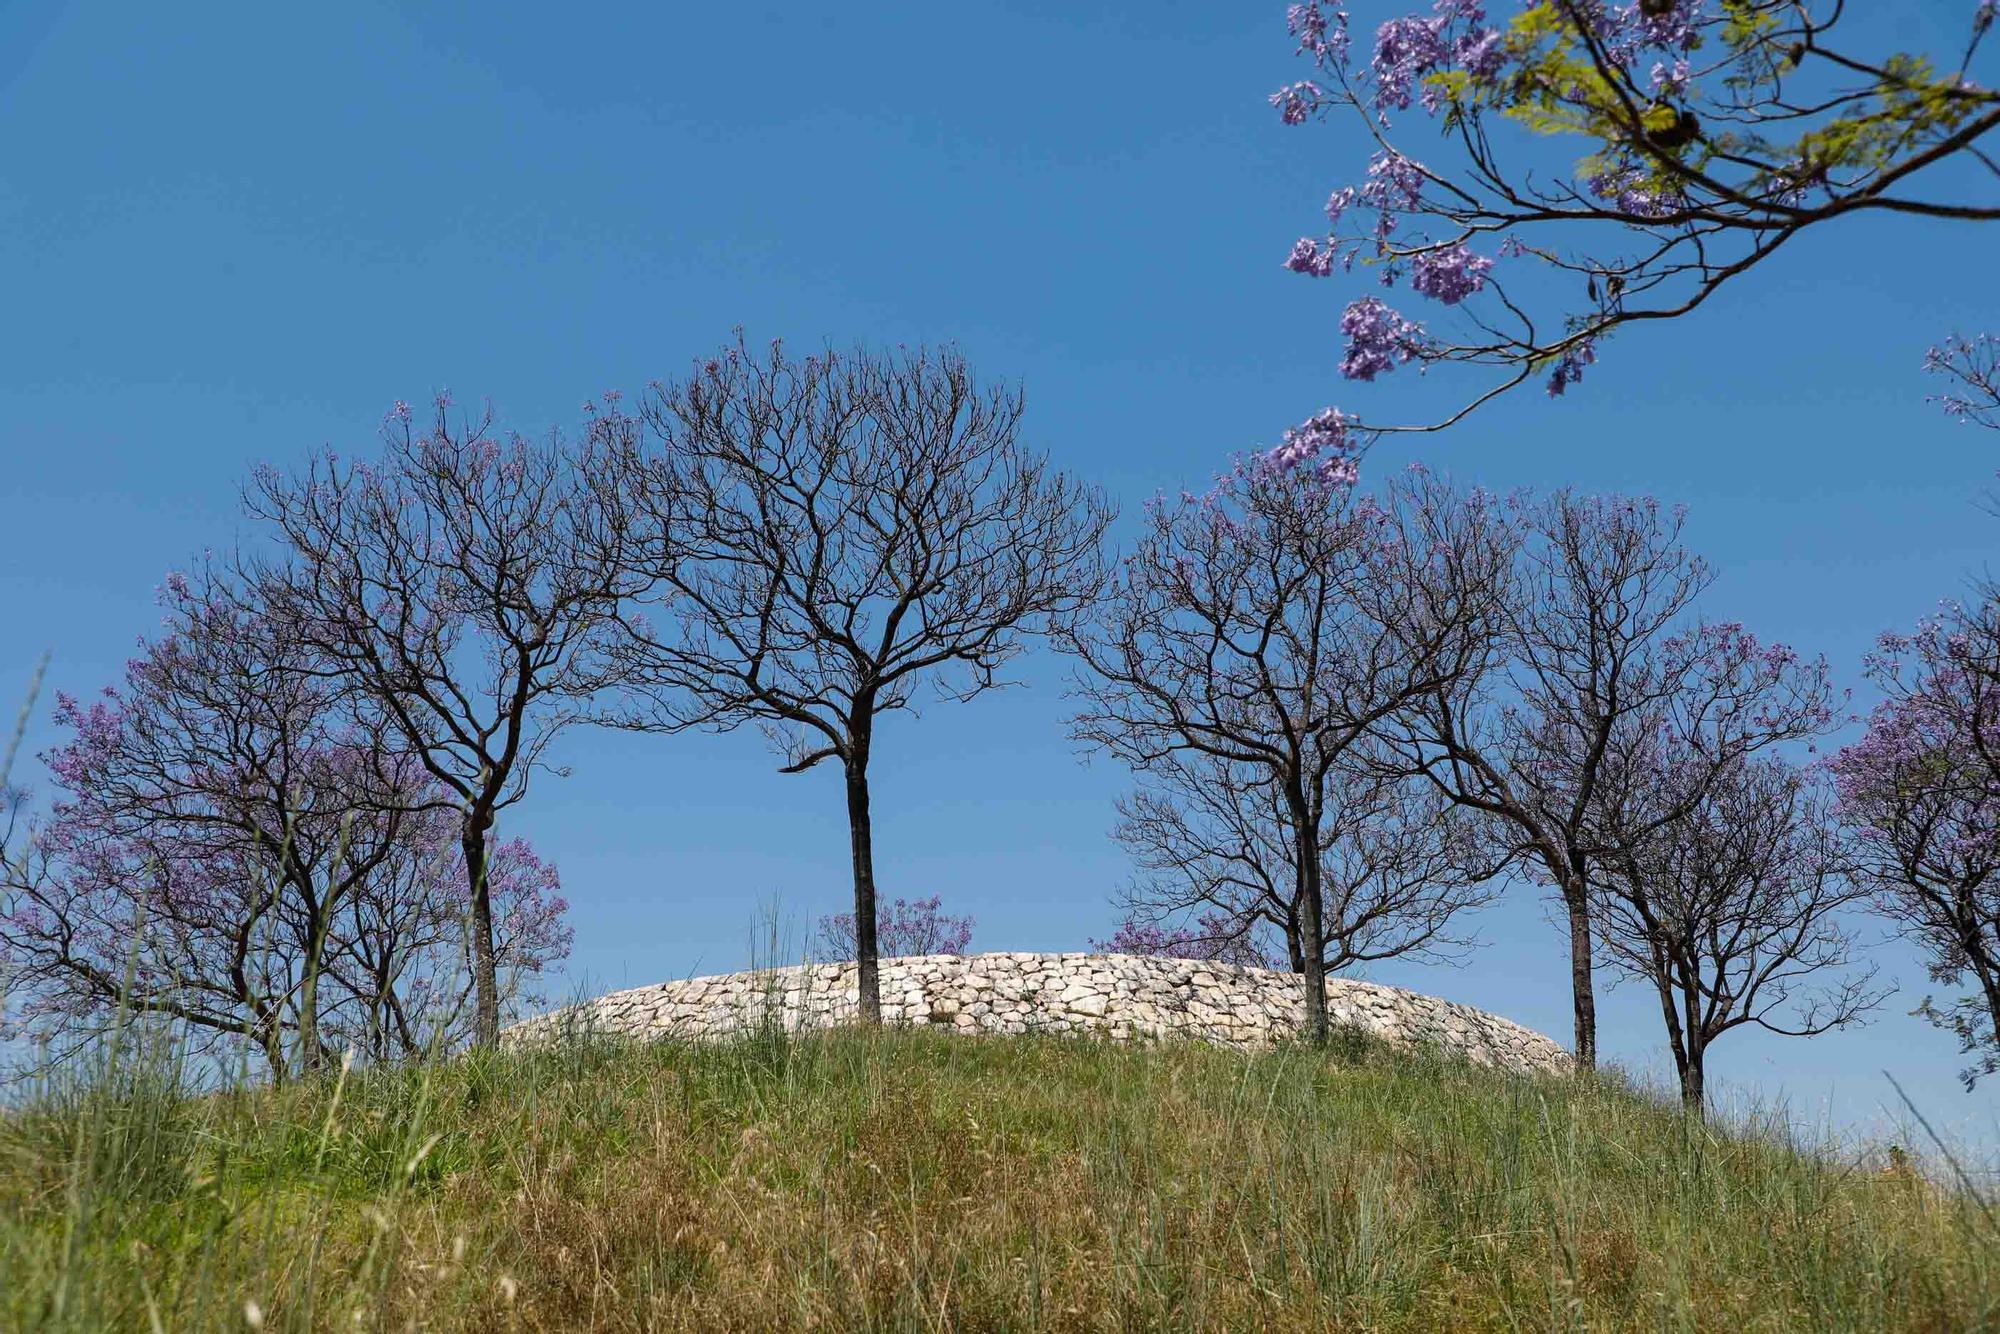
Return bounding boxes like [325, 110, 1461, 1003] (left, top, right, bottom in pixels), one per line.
[503, 951, 1571, 1078]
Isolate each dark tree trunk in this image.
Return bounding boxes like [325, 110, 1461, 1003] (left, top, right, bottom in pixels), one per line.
[292, 879, 327, 1076]
[1564, 885, 1598, 1072]
[295, 959, 324, 1075]
[259, 1014, 290, 1085]
[1680, 1045, 1706, 1116]
[462, 817, 501, 1047]
[1653, 971, 1695, 1114]
[845, 749, 881, 1026]
[1964, 927, 2000, 1059]
[1296, 802, 1329, 1045]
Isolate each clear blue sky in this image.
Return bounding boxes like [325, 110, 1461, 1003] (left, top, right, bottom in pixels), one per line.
[3, 2, 1997, 1155]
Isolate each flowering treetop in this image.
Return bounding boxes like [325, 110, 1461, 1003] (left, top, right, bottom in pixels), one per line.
[1267, 0, 1999, 468]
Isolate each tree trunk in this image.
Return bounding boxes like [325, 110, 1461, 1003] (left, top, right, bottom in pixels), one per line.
[1965, 933, 2000, 1060]
[1654, 970, 1695, 1114]
[293, 880, 328, 1076]
[1296, 805, 1329, 1045]
[259, 1012, 290, 1086]
[1564, 885, 1597, 1072]
[844, 752, 881, 1026]
[462, 818, 501, 1048]
[1680, 1045, 1706, 1116]
[296, 961, 324, 1075]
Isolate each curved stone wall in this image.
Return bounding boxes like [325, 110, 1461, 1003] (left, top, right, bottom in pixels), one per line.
[511, 952, 1570, 1077]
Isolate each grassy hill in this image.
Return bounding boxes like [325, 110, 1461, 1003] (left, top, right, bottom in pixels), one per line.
[1, 1023, 1994, 1331]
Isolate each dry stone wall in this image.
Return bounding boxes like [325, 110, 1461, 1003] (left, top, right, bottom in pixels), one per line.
[510, 952, 1570, 1077]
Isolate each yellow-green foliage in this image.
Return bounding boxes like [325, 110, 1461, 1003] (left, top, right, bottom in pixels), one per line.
[1443, 2, 1976, 207]
[1, 1028, 1995, 1331]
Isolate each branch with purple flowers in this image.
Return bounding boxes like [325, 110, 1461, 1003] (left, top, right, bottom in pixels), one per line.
[1263, 0, 2000, 460]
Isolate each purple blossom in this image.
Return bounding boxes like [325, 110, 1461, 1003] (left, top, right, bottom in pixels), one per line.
[1371, 14, 1451, 111]
[1618, 0, 1703, 56]
[1362, 150, 1426, 218]
[1287, 2, 1351, 67]
[1284, 237, 1337, 277]
[1359, 151, 1428, 266]
[1409, 243, 1494, 305]
[1458, 27, 1507, 78]
[1586, 167, 1683, 219]
[1546, 337, 1597, 396]
[1270, 80, 1324, 124]
[1265, 407, 1358, 488]
[1324, 185, 1357, 227]
[1368, 1, 1506, 113]
[1340, 297, 1426, 381]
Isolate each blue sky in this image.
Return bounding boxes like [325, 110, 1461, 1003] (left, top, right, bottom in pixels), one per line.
[3, 1, 1997, 1154]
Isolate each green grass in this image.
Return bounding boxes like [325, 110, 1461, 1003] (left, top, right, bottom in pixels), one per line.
[1, 1023, 1995, 1331]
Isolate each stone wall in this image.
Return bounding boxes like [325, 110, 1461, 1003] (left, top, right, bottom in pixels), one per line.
[509, 952, 1570, 1077]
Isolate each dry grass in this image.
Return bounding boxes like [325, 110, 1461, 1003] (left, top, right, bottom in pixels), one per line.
[1, 1022, 1995, 1331]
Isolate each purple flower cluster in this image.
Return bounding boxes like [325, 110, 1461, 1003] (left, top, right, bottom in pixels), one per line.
[1362, 150, 1426, 228]
[1284, 237, 1337, 277]
[1610, 0, 1703, 59]
[1340, 297, 1426, 381]
[1545, 337, 1597, 396]
[1269, 80, 1325, 125]
[1409, 243, 1494, 305]
[1371, 13, 1452, 111]
[1266, 407, 1359, 487]
[1287, 1, 1352, 67]
[1359, 150, 1428, 272]
[1369, 0, 1506, 114]
[1585, 167, 1683, 219]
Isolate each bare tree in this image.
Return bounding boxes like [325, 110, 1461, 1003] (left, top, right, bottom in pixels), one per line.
[245, 396, 625, 1046]
[1109, 745, 1494, 976]
[1387, 491, 1836, 1071]
[592, 338, 1111, 1024]
[1067, 463, 1512, 1043]
[1592, 754, 1882, 1114]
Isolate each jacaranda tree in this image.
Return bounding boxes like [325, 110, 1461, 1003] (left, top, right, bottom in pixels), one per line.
[0, 567, 571, 1076]
[1591, 751, 1881, 1113]
[1382, 488, 1837, 1070]
[1834, 599, 2000, 1088]
[1067, 463, 1513, 1043]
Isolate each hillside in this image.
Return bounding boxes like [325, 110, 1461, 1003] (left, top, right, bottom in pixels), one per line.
[2, 1025, 1994, 1332]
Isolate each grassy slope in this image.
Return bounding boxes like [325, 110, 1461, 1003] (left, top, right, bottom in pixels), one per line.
[1, 1025, 1994, 1332]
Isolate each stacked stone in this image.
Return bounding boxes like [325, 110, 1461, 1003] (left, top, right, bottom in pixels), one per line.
[505, 951, 1570, 1077]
